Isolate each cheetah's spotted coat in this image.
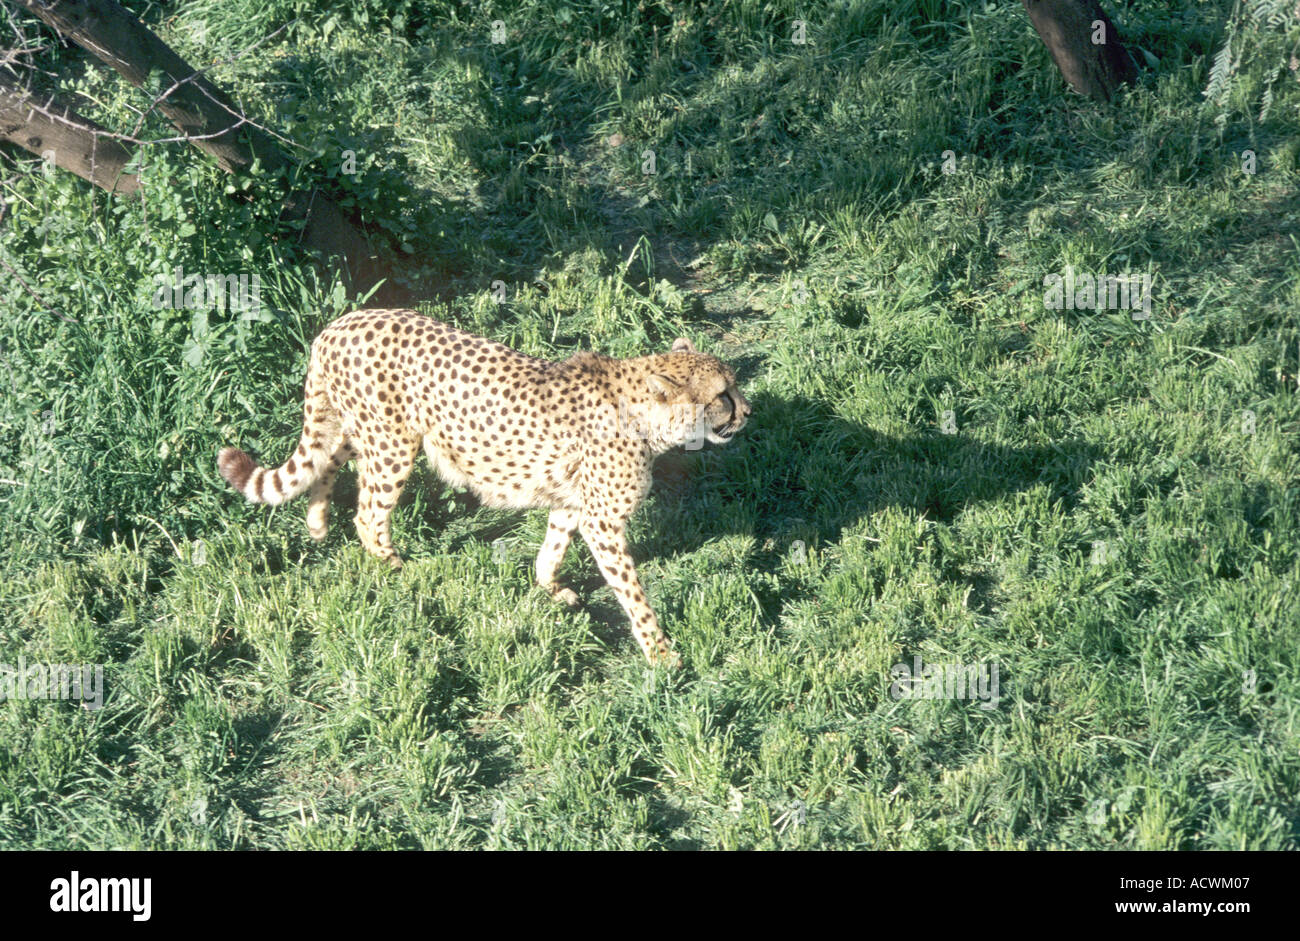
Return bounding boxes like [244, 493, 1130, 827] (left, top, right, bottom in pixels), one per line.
[218, 308, 750, 665]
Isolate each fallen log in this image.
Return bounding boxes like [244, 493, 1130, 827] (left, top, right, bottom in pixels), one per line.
[12, 0, 383, 289]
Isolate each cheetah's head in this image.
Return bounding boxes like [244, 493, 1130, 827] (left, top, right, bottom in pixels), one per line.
[642, 337, 751, 451]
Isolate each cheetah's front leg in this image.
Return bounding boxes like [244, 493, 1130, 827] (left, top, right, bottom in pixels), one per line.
[535, 507, 581, 607]
[578, 516, 680, 668]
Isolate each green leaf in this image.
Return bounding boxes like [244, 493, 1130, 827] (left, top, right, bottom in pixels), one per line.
[182, 338, 204, 368]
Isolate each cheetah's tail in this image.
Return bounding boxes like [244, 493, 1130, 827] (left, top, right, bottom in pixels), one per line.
[218, 356, 339, 506]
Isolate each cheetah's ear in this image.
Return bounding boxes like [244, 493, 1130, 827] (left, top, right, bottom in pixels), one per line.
[670, 337, 696, 354]
[646, 374, 680, 402]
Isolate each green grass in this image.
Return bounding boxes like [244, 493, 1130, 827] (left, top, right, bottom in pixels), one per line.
[1, 0, 1297, 849]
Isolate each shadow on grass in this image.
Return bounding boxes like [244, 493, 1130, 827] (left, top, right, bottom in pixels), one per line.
[249, 11, 956, 307]
[554, 389, 1100, 649]
[651, 389, 1101, 547]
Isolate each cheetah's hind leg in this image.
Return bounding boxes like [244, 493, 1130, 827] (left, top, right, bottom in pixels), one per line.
[306, 439, 356, 541]
[353, 434, 419, 569]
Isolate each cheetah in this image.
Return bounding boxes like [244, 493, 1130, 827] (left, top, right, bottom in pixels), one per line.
[218, 308, 750, 666]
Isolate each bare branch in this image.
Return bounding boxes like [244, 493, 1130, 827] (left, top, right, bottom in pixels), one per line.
[0, 72, 140, 194]
[6, 0, 385, 290]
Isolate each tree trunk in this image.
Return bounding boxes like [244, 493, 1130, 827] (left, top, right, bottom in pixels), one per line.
[1022, 0, 1138, 102]
[12, 0, 383, 290]
[0, 78, 140, 195]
